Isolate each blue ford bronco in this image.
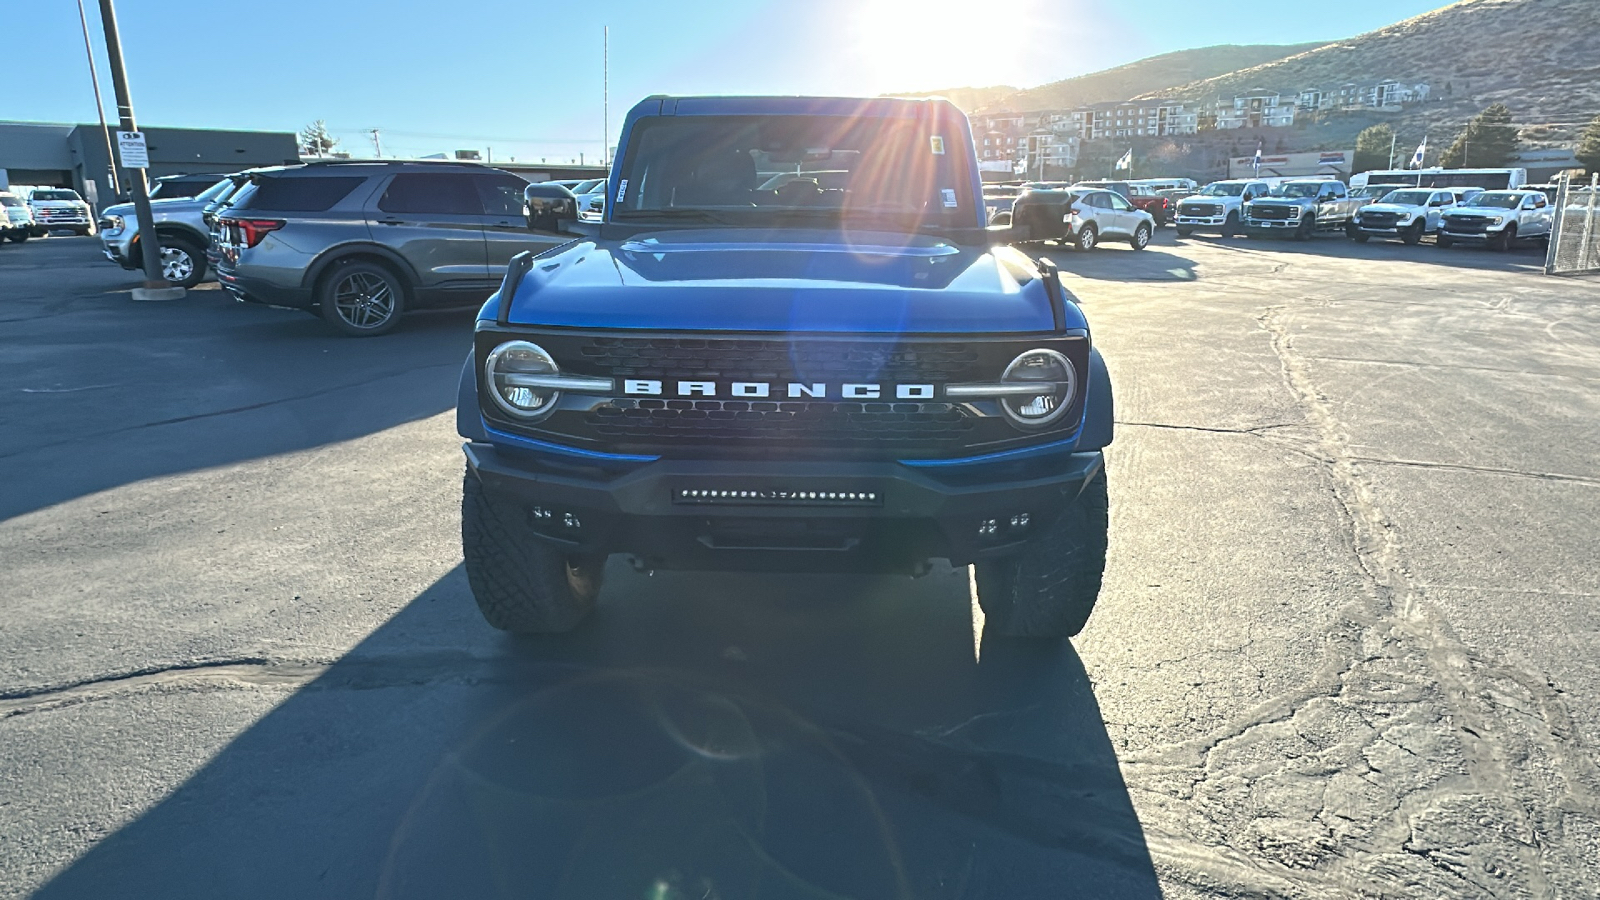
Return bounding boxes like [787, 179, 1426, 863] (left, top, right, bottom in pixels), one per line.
[457, 95, 1114, 637]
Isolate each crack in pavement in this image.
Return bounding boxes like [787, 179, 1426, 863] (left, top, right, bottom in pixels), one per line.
[0, 362, 459, 462]
[1116, 420, 1302, 437]
[1299, 353, 1600, 384]
[1112, 305, 1600, 899]
[1344, 455, 1600, 488]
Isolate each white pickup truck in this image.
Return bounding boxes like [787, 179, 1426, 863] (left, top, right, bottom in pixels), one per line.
[1243, 180, 1364, 240]
[26, 188, 95, 236]
[1174, 179, 1272, 238]
[1346, 187, 1479, 244]
[1436, 190, 1553, 251]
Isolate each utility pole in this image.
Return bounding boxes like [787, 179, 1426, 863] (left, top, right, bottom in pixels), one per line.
[97, 0, 179, 299]
[366, 129, 383, 158]
[1388, 132, 1396, 169]
[75, 0, 119, 199]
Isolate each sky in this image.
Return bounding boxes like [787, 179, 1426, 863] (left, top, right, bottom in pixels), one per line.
[7, 0, 1450, 163]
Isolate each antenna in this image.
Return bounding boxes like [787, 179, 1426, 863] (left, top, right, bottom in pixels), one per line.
[603, 25, 609, 167]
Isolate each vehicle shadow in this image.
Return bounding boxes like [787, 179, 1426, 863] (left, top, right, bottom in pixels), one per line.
[0, 273, 474, 522]
[1175, 230, 1552, 274]
[31, 562, 1162, 900]
[1022, 236, 1200, 284]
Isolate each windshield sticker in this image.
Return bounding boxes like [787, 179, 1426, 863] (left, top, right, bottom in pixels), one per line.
[615, 179, 628, 203]
[940, 189, 958, 208]
[930, 136, 946, 155]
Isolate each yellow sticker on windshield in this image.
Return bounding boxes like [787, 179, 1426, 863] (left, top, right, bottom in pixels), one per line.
[930, 136, 945, 155]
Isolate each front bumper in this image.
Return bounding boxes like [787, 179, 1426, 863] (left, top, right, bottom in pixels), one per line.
[101, 237, 139, 269]
[1175, 214, 1229, 227]
[463, 440, 1104, 572]
[1245, 218, 1301, 230]
[1438, 227, 1500, 243]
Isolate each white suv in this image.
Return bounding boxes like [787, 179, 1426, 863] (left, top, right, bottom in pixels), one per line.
[1061, 186, 1157, 250]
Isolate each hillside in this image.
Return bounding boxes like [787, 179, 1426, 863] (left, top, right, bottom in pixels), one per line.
[1138, 0, 1600, 144]
[964, 43, 1327, 113]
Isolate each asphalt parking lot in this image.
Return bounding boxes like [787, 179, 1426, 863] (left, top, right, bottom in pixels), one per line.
[3, 231, 1599, 899]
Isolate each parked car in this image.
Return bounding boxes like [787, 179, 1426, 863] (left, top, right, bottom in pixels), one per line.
[1173, 180, 1271, 238]
[1127, 184, 1173, 226]
[26, 188, 95, 235]
[1072, 180, 1134, 200]
[0, 192, 37, 242]
[1436, 190, 1554, 251]
[147, 174, 229, 200]
[1011, 186, 1155, 251]
[216, 160, 572, 336]
[1347, 184, 1394, 206]
[99, 176, 229, 287]
[1243, 180, 1363, 240]
[1345, 188, 1463, 244]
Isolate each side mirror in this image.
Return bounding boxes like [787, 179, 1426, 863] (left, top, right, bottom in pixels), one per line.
[523, 182, 580, 233]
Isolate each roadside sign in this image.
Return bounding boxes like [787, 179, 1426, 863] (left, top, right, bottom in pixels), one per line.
[116, 131, 149, 169]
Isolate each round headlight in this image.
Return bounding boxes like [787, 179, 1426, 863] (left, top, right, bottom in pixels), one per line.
[485, 341, 561, 420]
[999, 348, 1076, 428]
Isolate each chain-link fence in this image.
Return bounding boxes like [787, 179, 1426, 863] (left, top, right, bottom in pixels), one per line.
[1545, 173, 1600, 276]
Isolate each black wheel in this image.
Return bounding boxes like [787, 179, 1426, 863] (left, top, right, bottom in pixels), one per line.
[7, 232, 28, 243]
[157, 238, 206, 287]
[461, 472, 604, 633]
[1221, 212, 1239, 238]
[1175, 227, 1194, 238]
[1346, 222, 1368, 243]
[1401, 220, 1424, 245]
[1073, 224, 1098, 251]
[318, 259, 407, 336]
[1436, 233, 1454, 249]
[974, 468, 1109, 638]
[1130, 223, 1151, 250]
[1295, 217, 1315, 241]
[1490, 224, 1515, 251]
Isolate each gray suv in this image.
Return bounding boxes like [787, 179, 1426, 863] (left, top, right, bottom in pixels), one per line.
[216, 161, 568, 336]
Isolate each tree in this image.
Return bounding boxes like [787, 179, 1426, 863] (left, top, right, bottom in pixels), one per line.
[1439, 103, 1519, 168]
[1353, 124, 1395, 174]
[1576, 114, 1600, 177]
[299, 120, 339, 157]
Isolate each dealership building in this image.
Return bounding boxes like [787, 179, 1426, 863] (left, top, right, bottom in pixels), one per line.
[0, 120, 299, 207]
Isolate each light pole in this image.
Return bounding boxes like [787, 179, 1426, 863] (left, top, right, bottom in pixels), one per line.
[75, 0, 119, 201]
[97, 0, 180, 299]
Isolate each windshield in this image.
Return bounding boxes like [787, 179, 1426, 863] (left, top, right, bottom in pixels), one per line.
[1197, 183, 1245, 197]
[612, 114, 976, 231]
[1380, 190, 1432, 206]
[1467, 192, 1524, 209]
[191, 178, 234, 202]
[572, 179, 604, 194]
[0, 195, 24, 208]
[1275, 183, 1322, 198]
[32, 190, 81, 201]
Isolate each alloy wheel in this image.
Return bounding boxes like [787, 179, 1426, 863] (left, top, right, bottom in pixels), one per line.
[160, 246, 194, 282]
[333, 271, 396, 329]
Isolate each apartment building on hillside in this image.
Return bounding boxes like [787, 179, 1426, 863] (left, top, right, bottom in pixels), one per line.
[1215, 91, 1296, 129]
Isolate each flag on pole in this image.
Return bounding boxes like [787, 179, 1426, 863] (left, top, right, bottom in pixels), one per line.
[1114, 149, 1132, 171]
[1252, 141, 1262, 173]
[1410, 136, 1427, 169]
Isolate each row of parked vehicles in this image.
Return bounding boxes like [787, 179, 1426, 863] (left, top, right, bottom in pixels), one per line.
[986, 169, 1559, 254]
[0, 187, 97, 241]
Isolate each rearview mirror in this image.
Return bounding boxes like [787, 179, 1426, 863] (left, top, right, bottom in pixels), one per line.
[524, 182, 580, 233]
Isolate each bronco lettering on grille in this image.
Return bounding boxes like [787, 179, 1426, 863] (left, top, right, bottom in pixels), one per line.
[623, 380, 937, 400]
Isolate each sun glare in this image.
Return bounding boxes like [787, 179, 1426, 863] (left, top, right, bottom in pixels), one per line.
[850, 0, 1046, 94]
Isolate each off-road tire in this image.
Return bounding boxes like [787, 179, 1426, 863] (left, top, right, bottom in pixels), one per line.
[1073, 224, 1098, 251]
[1436, 233, 1454, 249]
[973, 468, 1109, 638]
[1490, 224, 1516, 252]
[318, 259, 408, 337]
[1401, 220, 1425, 245]
[1346, 222, 1368, 243]
[1175, 227, 1194, 238]
[461, 472, 604, 633]
[1130, 223, 1151, 250]
[7, 232, 28, 243]
[1295, 217, 1315, 241]
[1221, 212, 1239, 238]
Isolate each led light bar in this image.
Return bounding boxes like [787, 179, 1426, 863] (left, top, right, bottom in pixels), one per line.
[501, 373, 616, 393]
[674, 487, 883, 506]
[944, 382, 1064, 398]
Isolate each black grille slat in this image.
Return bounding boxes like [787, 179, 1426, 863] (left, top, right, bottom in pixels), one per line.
[574, 336, 982, 383]
[588, 398, 974, 446]
[1250, 206, 1294, 220]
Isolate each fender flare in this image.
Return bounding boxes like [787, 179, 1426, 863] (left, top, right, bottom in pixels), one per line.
[1076, 346, 1114, 451]
[456, 351, 487, 441]
[302, 242, 423, 292]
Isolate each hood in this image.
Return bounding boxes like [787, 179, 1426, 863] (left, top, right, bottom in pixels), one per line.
[1250, 197, 1312, 206]
[29, 200, 88, 209]
[498, 229, 1082, 334]
[1178, 195, 1234, 205]
[1444, 204, 1512, 215]
[102, 196, 204, 217]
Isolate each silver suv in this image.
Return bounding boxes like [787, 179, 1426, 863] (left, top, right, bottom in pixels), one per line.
[98, 177, 230, 287]
[216, 161, 568, 336]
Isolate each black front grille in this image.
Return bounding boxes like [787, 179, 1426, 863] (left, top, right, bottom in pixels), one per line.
[1182, 203, 1222, 217]
[574, 336, 981, 384]
[1443, 216, 1490, 233]
[1249, 205, 1294, 220]
[587, 398, 973, 448]
[1361, 212, 1401, 227]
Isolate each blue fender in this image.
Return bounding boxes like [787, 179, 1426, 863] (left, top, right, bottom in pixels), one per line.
[1077, 347, 1114, 451]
